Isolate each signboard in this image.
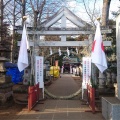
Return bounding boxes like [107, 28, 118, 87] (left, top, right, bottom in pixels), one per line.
[82, 57, 91, 86]
[35, 56, 44, 88]
[82, 57, 91, 99]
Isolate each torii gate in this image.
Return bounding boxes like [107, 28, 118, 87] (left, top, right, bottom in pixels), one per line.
[18, 7, 111, 48]
[18, 6, 112, 89]
[17, 7, 112, 99]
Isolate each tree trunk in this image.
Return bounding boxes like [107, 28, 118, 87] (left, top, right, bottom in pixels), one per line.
[0, 0, 3, 41]
[11, 0, 16, 62]
[22, 0, 26, 25]
[102, 0, 111, 26]
[34, 10, 39, 28]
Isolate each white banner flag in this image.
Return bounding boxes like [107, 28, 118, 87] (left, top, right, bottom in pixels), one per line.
[17, 23, 29, 72]
[91, 20, 108, 73]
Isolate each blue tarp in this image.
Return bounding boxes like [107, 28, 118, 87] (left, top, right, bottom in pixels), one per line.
[5, 62, 17, 68]
[5, 62, 24, 84]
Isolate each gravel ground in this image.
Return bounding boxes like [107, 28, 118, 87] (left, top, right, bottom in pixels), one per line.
[0, 99, 26, 120]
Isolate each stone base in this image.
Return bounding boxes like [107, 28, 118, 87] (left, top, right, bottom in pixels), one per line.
[98, 87, 105, 93]
[12, 84, 29, 104]
[0, 83, 13, 104]
[0, 91, 13, 104]
[99, 87, 115, 96]
[0, 99, 13, 109]
[102, 97, 120, 120]
[82, 89, 88, 101]
[13, 93, 28, 104]
[0, 86, 12, 93]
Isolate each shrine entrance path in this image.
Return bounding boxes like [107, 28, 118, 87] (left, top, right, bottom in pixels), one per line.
[7, 74, 104, 120]
[45, 74, 82, 98]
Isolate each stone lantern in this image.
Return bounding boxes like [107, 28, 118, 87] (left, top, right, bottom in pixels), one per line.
[0, 57, 13, 104]
[0, 57, 11, 82]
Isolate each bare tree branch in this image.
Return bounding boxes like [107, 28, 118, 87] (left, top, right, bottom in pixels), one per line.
[82, 0, 96, 25]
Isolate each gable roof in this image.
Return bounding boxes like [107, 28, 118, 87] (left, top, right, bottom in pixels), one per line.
[41, 7, 91, 28]
[63, 56, 79, 63]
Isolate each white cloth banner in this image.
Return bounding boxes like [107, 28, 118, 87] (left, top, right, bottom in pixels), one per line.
[58, 47, 61, 56]
[91, 20, 108, 73]
[35, 56, 44, 88]
[82, 57, 91, 99]
[67, 47, 70, 56]
[50, 47, 53, 55]
[76, 47, 78, 54]
[17, 23, 29, 72]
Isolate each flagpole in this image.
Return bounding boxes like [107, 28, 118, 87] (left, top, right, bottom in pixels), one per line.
[17, 16, 29, 72]
[91, 63, 96, 88]
[22, 16, 35, 86]
[91, 18, 108, 88]
[91, 19, 99, 88]
[23, 16, 33, 86]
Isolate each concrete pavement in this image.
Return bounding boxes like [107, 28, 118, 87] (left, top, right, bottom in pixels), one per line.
[1, 74, 105, 120]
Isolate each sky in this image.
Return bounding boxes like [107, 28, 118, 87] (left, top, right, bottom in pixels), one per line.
[20, 0, 120, 26]
[109, 0, 120, 18]
[49, 0, 120, 29]
[64, 0, 120, 22]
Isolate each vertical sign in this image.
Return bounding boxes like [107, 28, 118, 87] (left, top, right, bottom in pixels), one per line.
[35, 56, 44, 88]
[82, 57, 91, 86]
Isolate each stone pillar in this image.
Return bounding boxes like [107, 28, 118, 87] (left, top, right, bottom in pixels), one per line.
[106, 71, 112, 87]
[34, 45, 39, 56]
[30, 37, 39, 85]
[34, 34, 40, 56]
[98, 72, 106, 88]
[89, 34, 98, 85]
[116, 15, 120, 100]
[111, 72, 117, 83]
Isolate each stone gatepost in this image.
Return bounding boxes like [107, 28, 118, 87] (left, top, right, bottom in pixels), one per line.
[102, 14, 120, 120]
[88, 34, 98, 85]
[34, 45, 39, 56]
[116, 14, 120, 99]
[106, 71, 112, 87]
[98, 72, 106, 88]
